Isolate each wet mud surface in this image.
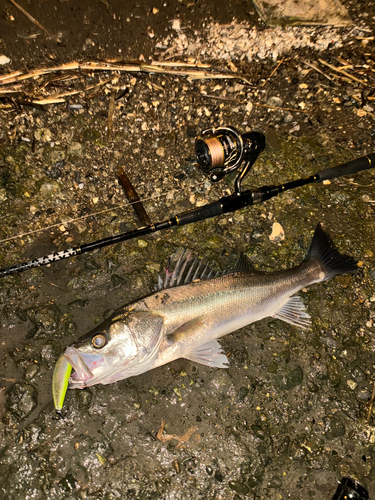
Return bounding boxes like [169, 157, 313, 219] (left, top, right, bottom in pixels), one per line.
[0, 0, 375, 499]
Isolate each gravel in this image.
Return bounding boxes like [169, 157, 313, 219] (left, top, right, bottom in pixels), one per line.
[0, 2, 374, 499]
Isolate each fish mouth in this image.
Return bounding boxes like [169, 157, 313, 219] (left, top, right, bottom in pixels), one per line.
[64, 346, 104, 387]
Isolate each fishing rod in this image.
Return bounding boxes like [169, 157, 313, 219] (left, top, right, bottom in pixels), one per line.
[0, 125, 374, 278]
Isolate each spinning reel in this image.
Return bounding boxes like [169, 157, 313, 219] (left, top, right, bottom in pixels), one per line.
[195, 126, 266, 195]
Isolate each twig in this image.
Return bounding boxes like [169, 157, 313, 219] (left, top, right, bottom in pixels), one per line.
[117, 167, 151, 226]
[107, 88, 116, 138]
[156, 419, 198, 450]
[335, 56, 352, 67]
[141, 63, 252, 84]
[318, 58, 368, 85]
[0, 89, 20, 96]
[203, 94, 239, 102]
[0, 71, 23, 83]
[202, 94, 306, 113]
[8, 0, 52, 37]
[37, 74, 80, 92]
[30, 97, 65, 105]
[261, 58, 284, 87]
[334, 57, 357, 72]
[150, 60, 211, 68]
[302, 60, 333, 81]
[253, 102, 306, 113]
[32, 78, 113, 104]
[0, 61, 252, 87]
[367, 381, 375, 423]
[188, 73, 251, 84]
[33, 89, 82, 105]
[327, 73, 360, 85]
[0, 62, 138, 86]
[351, 25, 373, 33]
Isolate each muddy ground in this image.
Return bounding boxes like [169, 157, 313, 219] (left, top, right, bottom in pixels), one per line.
[0, 0, 375, 499]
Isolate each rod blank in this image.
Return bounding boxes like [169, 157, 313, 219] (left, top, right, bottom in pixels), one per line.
[0, 153, 373, 278]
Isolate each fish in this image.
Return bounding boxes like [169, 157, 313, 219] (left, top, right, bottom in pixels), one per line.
[53, 224, 357, 411]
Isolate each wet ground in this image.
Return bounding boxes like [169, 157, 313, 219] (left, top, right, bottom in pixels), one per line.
[0, 0, 375, 499]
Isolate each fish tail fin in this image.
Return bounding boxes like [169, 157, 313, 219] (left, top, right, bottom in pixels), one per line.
[307, 223, 358, 280]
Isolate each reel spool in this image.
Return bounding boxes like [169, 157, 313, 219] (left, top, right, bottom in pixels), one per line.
[195, 126, 266, 194]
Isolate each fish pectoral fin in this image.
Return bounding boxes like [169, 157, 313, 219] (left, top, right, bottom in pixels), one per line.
[184, 340, 229, 369]
[167, 316, 206, 343]
[273, 295, 311, 329]
[168, 317, 228, 367]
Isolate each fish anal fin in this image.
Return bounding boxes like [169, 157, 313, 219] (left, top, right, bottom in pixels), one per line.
[184, 340, 229, 369]
[273, 295, 311, 329]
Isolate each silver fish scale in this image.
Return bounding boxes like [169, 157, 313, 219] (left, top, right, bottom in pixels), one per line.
[53, 224, 358, 408]
[141, 259, 323, 343]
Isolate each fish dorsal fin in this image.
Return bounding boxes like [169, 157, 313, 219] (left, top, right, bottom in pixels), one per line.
[231, 252, 255, 274]
[273, 295, 311, 329]
[184, 340, 229, 369]
[156, 249, 218, 290]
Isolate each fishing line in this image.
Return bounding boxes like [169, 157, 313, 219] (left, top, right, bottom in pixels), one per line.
[0, 183, 205, 245]
[0, 125, 374, 278]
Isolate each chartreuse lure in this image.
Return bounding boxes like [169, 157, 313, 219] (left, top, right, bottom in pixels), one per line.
[52, 355, 72, 412]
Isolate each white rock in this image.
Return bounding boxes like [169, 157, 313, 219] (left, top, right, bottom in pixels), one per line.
[0, 55, 10, 65]
[171, 19, 181, 31]
[245, 102, 253, 114]
[34, 128, 52, 143]
[269, 222, 285, 242]
[267, 96, 283, 107]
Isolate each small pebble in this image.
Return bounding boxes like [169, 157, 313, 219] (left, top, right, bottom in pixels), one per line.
[357, 389, 371, 401]
[267, 96, 283, 107]
[269, 222, 285, 242]
[6, 383, 38, 421]
[0, 54, 10, 65]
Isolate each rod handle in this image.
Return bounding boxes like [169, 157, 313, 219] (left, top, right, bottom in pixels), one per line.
[316, 153, 375, 182]
[175, 189, 257, 225]
[175, 200, 224, 226]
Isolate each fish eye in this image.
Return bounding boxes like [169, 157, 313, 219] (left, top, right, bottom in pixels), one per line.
[91, 333, 106, 349]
